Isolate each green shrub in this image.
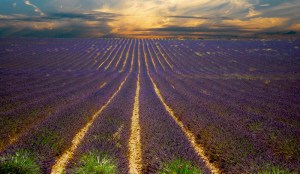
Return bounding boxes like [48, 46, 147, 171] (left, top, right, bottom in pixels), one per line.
[74, 150, 117, 174]
[258, 165, 294, 174]
[157, 158, 203, 174]
[0, 149, 40, 174]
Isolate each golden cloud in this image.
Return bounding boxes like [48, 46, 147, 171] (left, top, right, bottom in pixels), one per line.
[93, 0, 251, 35]
[289, 23, 300, 31]
[223, 17, 289, 30]
[246, 7, 261, 18]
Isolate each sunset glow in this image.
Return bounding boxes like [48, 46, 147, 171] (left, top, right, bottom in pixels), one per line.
[0, 0, 299, 38]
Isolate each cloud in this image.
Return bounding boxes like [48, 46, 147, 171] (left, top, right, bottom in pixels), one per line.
[24, 0, 45, 16]
[91, 0, 256, 36]
[48, 12, 117, 20]
[0, 20, 111, 38]
[0, 15, 15, 19]
[289, 23, 300, 31]
[0, 12, 114, 37]
[260, 4, 270, 7]
[222, 17, 289, 31]
[0, 0, 300, 38]
[258, 2, 300, 19]
[145, 25, 249, 39]
[246, 7, 261, 18]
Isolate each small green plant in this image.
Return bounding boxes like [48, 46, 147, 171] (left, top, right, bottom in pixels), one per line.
[74, 150, 117, 174]
[258, 165, 294, 174]
[157, 158, 203, 174]
[0, 149, 41, 174]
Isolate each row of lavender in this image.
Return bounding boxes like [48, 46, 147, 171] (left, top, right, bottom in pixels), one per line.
[0, 39, 136, 173]
[141, 39, 300, 173]
[0, 38, 134, 153]
[0, 38, 299, 173]
[3, 38, 298, 74]
[0, 38, 208, 173]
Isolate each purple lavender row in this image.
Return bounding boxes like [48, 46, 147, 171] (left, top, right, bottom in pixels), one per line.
[1, 71, 127, 173]
[0, 71, 119, 152]
[0, 71, 94, 113]
[140, 45, 211, 173]
[0, 39, 113, 71]
[151, 40, 295, 173]
[65, 71, 136, 173]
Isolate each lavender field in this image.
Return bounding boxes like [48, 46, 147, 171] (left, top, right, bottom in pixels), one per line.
[0, 38, 300, 174]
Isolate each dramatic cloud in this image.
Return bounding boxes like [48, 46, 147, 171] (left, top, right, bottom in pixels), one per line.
[223, 18, 289, 30]
[0, 0, 299, 38]
[0, 12, 114, 37]
[260, 4, 270, 7]
[289, 23, 300, 31]
[246, 7, 261, 18]
[24, 0, 45, 16]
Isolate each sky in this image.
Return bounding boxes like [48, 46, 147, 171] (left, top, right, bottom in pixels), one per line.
[0, 0, 300, 38]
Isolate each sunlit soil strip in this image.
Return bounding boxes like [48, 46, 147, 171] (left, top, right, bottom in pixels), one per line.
[130, 39, 136, 73]
[145, 42, 158, 72]
[155, 43, 174, 70]
[0, 77, 102, 152]
[105, 43, 124, 70]
[97, 45, 117, 70]
[128, 51, 142, 174]
[114, 40, 128, 71]
[150, 39, 165, 71]
[51, 74, 130, 174]
[120, 39, 133, 72]
[95, 45, 111, 68]
[99, 82, 107, 88]
[144, 54, 221, 174]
